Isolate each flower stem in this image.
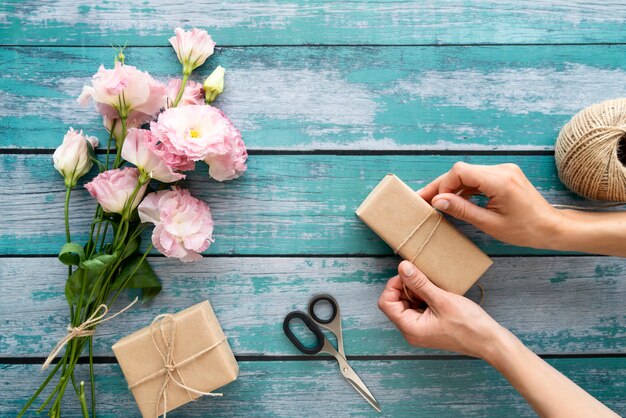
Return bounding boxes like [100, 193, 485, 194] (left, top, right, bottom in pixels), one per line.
[46, 339, 84, 414]
[64, 186, 72, 243]
[172, 72, 189, 107]
[78, 381, 89, 418]
[89, 337, 96, 417]
[112, 116, 127, 169]
[37, 343, 74, 413]
[70, 370, 80, 398]
[64, 186, 73, 278]
[105, 119, 116, 170]
[87, 206, 104, 259]
[16, 359, 64, 417]
[112, 176, 148, 251]
[98, 222, 109, 252]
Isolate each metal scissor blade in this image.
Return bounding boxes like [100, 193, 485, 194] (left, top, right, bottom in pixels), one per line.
[346, 376, 382, 412]
[336, 355, 381, 412]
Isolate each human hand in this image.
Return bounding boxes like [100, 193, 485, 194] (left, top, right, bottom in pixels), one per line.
[418, 162, 564, 249]
[380, 261, 622, 418]
[378, 261, 507, 359]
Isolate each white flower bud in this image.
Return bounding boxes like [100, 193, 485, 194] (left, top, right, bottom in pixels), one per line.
[203, 66, 225, 104]
[53, 128, 98, 187]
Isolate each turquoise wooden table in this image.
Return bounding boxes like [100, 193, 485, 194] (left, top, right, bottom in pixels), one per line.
[1, 1, 625, 416]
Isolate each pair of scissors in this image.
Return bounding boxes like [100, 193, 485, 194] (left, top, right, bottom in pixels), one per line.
[283, 294, 381, 412]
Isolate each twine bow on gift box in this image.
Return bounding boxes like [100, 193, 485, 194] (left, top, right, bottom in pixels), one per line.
[128, 314, 227, 418]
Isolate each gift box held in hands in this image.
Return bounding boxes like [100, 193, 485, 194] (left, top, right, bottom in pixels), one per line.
[356, 174, 492, 295]
[112, 301, 238, 418]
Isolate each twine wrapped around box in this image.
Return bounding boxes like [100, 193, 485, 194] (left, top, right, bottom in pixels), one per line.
[113, 301, 239, 418]
[128, 314, 226, 417]
[356, 174, 492, 296]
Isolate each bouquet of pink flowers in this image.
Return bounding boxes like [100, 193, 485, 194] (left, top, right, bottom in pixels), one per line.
[20, 28, 247, 417]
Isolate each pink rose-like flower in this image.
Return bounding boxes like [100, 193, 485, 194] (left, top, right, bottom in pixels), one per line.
[138, 188, 214, 262]
[169, 28, 215, 73]
[53, 128, 99, 187]
[152, 139, 196, 172]
[85, 167, 147, 214]
[152, 105, 231, 161]
[165, 78, 204, 107]
[78, 62, 166, 118]
[122, 128, 185, 183]
[203, 117, 248, 181]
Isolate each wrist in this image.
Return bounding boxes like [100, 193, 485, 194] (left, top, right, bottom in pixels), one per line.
[547, 209, 594, 252]
[480, 325, 525, 369]
[540, 209, 577, 251]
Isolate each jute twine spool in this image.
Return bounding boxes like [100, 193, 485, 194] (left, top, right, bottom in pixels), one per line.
[555, 98, 626, 201]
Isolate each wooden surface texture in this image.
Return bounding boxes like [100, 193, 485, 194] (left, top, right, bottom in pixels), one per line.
[0, 1, 624, 416]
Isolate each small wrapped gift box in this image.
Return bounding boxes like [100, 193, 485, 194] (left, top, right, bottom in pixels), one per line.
[356, 174, 492, 295]
[112, 301, 239, 418]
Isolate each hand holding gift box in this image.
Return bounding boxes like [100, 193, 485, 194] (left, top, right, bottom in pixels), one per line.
[113, 301, 238, 418]
[356, 174, 492, 295]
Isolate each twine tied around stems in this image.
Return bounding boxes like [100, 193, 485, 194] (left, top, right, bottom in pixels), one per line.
[42, 297, 139, 370]
[127, 314, 226, 418]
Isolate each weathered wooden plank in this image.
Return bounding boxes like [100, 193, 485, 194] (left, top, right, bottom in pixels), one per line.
[2, 1, 626, 46]
[1, 256, 624, 357]
[2, 359, 625, 417]
[3, 45, 626, 150]
[0, 154, 597, 256]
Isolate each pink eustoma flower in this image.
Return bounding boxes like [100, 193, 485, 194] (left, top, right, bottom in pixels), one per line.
[203, 116, 248, 181]
[151, 104, 232, 161]
[169, 28, 215, 73]
[165, 78, 205, 107]
[122, 128, 186, 183]
[153, 140, 196, 172]
[78, 62, 166, 119]
[85, 167, 147, 214]
[138, 188, 214, 262]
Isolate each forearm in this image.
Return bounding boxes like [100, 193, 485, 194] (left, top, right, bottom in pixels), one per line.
[549, 210, 626, 257]
[483, 329, 618, 418]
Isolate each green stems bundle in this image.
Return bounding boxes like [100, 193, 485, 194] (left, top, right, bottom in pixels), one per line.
[21, 26, 243, 417]
[19, 114, 162, 418]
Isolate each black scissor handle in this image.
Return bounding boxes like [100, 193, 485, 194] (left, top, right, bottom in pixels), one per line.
[308, 294, 339, 325]
[283, 311, 324, 355]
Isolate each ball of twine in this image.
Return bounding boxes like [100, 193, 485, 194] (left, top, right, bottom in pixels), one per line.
[555, 98, 626, 201]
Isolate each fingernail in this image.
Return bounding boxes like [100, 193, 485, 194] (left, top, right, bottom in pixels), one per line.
[416, 187, 424, 194]
[401, 262, 415, 277]
[433, 199, 449, 211]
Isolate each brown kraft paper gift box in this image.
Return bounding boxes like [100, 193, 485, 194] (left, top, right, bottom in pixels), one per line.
[112, 301, 239, 418]
[356, 174, 492, 295]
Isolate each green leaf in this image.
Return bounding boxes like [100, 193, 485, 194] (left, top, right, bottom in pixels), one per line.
[65, 267, 100, 306]
[113, 256, 161, 303]
[86, 140, 105, 172]
[82, 252, 119, 274]
[59, 242, 85, 266]
[65, 268, 80, 306]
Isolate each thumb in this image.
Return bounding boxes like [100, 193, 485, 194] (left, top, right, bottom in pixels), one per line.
[398, 261, 446, 309]
[432, 193, 495, 229]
